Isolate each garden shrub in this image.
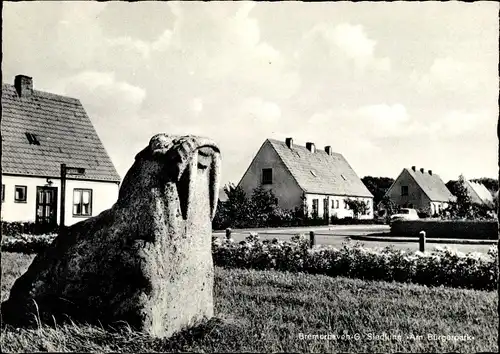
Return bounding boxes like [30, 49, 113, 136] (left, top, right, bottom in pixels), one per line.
[6, 232, 495, 291]
[1, 233, 57, 253]
[212, 234, 497, 291]
[2, 221, 58, 236]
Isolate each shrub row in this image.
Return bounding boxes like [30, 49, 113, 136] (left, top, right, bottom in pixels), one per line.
[2, 221, 59, 236]
[1, 234, 57, 253]
[212, 234, 498, 291]
[3, 233, 497, 291]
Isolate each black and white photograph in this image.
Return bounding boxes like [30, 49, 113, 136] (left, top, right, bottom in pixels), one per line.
[0, 1, 498, 352]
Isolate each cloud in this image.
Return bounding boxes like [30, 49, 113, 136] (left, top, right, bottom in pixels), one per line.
[427, 110, 491, 138]
[62, 71, 146, 114]
[190, 98, 204, 115]
[297, 22, 391, 74]
[306, 103, 412, 140]
[239, 97, 282, 124]
[2, 2, 497, 183]
[410, 56, 496, 97]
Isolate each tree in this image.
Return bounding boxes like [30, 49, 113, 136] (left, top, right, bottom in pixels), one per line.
[361, 176, 395, 206]
[215, 183, 253, 228]
[444, 175, 473, 219]
[250, 186, 279, 227]
[345, 198, 368, 219]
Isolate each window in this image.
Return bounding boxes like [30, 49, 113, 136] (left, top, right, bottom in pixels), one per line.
[25, 132, 40, 145]
[14, 186, 27, 203]
[73, 189, 92, 216]
[312, 199, 319, 218]
[331, 200, 335, 209]
[262, 168, 273, 185]
[336, 200, 339, 209]
[401, 186, 408, 196]
[1, 184, 4, 202]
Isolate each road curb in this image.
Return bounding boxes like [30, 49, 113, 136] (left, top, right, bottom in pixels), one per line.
[349, 235, 497, 245]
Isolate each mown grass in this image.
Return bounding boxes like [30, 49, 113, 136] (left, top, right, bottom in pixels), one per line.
[1, 252, 498, 353]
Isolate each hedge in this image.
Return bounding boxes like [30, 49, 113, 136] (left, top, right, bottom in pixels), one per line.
[391, 220, 498, 240]
[4, 233, 496, 291]
[212, 234, 497, 291]
[2, 221, 59, 236]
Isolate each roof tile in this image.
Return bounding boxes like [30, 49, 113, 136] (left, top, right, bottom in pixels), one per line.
[405, 168, 454, 202]
[2, 83, 121, 182]
[268, 139, 373, 198]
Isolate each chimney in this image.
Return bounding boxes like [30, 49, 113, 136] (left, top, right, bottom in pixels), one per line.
[428, 170, 432, 175]
[14, 75, 33, 97]
[306, 142, 315, 153]
[324, 146, 332, 155]
[285, 137, 293, 149]
[420, 168, 424, 173]
[411, 166, 416, 172]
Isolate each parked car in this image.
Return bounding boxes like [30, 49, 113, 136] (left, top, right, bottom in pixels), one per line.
[390, 208, 419, 224]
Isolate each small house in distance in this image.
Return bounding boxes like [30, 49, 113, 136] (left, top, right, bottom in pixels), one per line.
[464, 179, 495, 208]
[1, 75, 121, 227]
[237, 138, 374, 220]
[382, 166, 455, 216]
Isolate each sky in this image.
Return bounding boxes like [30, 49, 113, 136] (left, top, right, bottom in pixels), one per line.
[2, 1, 499, 185]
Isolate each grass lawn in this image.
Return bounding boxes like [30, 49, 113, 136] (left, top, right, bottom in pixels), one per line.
[1, 252, 498, 353]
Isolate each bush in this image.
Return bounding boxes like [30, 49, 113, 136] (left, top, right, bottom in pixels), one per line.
[4, 232, 497, 291]
[212, 235, 497, 291]
[1, 233, 57, 253]
[2, 221, 59, 236]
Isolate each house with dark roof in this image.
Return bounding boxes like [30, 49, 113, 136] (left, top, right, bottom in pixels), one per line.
[1, 75, 121, 227]
[381, 166, 455, 216]
[237, 138, 374, 220]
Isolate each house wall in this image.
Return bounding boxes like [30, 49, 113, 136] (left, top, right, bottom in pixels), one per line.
[430, 201, 449, 215]
[238, 141, 304, 211]
[386, 169, 432, 213]
[304, 193, 374, 220]
[1, 175, 119, 226]
[386, 170, 451, 215]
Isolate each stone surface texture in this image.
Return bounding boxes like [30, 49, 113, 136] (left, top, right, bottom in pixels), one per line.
[1, 134, 221, 338]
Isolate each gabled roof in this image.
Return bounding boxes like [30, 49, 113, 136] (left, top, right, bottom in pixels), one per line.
[2, 78, 121, 183]
[404, 168, 455, 202]
[466, 180, 494, 206]
[267, 139, 373, 198]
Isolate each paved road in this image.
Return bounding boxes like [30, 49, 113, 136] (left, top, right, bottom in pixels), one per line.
[213, 225, 495, 254]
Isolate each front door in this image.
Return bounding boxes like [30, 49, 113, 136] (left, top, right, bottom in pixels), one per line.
[36, 186, 58, 229]
[323, 198, 330, 222]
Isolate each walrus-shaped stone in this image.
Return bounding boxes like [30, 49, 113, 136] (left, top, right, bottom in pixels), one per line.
[1, 134, 221, 338]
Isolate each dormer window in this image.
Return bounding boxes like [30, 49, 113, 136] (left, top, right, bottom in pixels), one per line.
[25, 132, 40, 145]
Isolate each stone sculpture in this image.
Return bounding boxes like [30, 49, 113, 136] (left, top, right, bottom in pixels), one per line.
[1, 134, 221, 338]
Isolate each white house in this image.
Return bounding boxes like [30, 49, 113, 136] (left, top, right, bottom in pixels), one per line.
[380, 166, 455, 216]
[238, 138, 374, 220]
[1, 75, 121, 227]
[464, 179, 495, 208]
